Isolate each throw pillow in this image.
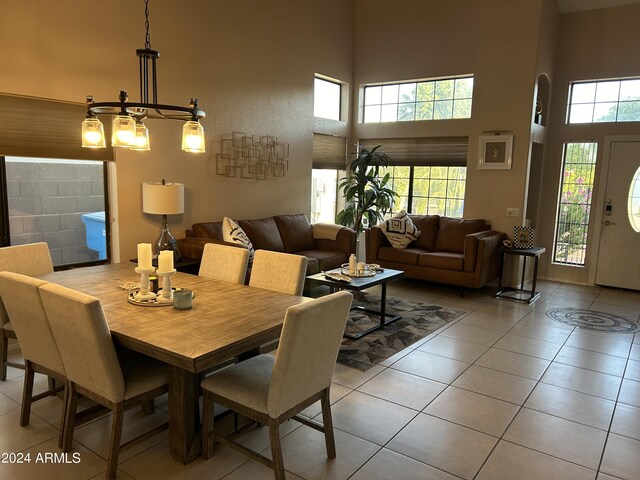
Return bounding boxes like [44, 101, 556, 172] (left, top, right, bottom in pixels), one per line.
[222, 217, 255, 260]
[380, 210, 421, 249]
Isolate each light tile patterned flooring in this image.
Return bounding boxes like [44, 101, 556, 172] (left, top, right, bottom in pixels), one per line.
[1, 279, 640, 479]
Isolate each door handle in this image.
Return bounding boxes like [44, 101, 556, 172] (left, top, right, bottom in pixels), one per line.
[604, 220, 616, 226]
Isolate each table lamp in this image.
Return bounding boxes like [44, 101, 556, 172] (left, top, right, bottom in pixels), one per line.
[143, 179, 184, 260]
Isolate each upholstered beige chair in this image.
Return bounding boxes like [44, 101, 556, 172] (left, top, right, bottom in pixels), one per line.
[0, 242, 53, 380]
[249, 249, 308, 296]
[39, 283, 169, 480]
[201, 291, 353, 480]
[0, 272, 65, 433]
[199, 243, 250, 284]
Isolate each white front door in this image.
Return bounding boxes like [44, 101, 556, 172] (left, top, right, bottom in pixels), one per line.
[595, 141, 640, 290]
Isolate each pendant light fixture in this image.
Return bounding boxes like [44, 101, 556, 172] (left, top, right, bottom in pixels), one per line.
[81, 0, 206, 153]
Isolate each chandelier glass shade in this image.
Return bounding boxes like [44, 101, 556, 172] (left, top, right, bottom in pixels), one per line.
[82, 0, 205, 153]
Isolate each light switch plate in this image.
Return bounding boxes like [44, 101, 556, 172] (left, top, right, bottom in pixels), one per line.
[506, 208, 520, 217]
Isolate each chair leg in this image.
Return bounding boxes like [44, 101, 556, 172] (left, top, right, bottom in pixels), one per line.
[320, 388, 336, 459]
[0, 331, 7, 381]
[201, 390, 215, 459]
[268, 418, 286, 480]
[58, 381, 69, 449]
[20, 361, 35, 427]
[62, 382, 79, 453]
[106, 403, 124, 480]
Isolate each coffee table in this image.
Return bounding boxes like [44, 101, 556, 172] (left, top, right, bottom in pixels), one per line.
[306, 267, 404, 340]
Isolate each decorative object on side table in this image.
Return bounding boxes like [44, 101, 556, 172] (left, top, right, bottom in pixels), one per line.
[513, 226, 534, 248]
[478, 134, 513, 170]
[143, 179, 184, 260]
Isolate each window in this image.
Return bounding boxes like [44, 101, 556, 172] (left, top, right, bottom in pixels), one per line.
[567, 78, 640, 123]
[311, 169, 338, 224]
[382, 166, 467, 217]
[314, 77, 341, 121]
[2, 156, 110, 268]
[552, 143, 597, 266]
[363, 76, 473, 123]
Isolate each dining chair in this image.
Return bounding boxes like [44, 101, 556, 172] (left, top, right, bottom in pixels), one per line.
[39, 283, 169, 480]
[249, 249, 308, 296]
[0, 272, 66, 437]
[199, 243, 250, 284]
[0, 242, 54, 380]
[200, 290, 353, 480]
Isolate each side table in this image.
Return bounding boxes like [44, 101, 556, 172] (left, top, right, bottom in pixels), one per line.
[495, 247, 545, 303]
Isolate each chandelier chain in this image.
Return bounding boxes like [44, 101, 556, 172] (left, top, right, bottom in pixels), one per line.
[144, 0, 151, 49]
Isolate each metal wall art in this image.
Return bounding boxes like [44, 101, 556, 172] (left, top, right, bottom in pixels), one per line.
[216, 131, 289, 180]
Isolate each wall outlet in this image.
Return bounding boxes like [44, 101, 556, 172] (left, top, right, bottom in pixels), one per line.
[506, 207, 520, 217]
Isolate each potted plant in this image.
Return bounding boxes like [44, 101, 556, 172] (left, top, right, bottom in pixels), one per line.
[336, 145, 397, 246]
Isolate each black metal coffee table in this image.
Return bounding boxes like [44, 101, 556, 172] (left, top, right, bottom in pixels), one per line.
[306, 267, 404, 340]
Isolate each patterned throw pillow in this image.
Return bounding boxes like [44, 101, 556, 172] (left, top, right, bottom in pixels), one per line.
[380, 210, 421, 249]
[222, 217, 255, 259]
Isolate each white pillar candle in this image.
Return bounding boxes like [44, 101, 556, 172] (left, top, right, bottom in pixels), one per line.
[137, 243, 153, 269]
[157, 250, 174, 273]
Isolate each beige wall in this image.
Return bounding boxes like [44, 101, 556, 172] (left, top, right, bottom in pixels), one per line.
[352, 0, 543, 238]
[537, 3, 640, 283]
[0, 0, 354, 261]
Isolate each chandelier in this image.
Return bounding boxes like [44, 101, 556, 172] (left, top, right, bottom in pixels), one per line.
[81, 0, 206, 153]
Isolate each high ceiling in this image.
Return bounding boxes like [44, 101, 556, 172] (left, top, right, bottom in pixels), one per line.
[558, 0, 640, 13]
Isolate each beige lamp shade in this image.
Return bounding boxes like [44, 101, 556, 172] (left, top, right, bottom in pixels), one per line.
[142, 182, 184, 215]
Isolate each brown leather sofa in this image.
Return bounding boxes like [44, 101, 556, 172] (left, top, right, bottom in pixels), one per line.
[177, 214, 356, 275]
[366, 215, 505, 290]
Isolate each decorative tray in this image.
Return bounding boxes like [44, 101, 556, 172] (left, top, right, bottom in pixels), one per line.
[340, 263, 379, 278]
[128, 291, 173, 307]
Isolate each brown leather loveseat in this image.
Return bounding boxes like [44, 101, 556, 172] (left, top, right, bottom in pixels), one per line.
[366, 215, 505, 290]
[178, 214, 356, 275]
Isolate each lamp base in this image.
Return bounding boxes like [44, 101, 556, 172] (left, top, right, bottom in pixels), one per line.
[154, 217, 181, 261]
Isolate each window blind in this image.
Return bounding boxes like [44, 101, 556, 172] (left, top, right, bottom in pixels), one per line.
[0, 93, 113, 161]
[358, 136, 468, 167]
[312, 133, 347, 169]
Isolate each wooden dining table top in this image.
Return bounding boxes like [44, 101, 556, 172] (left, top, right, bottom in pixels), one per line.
[39, 262, 309, 373]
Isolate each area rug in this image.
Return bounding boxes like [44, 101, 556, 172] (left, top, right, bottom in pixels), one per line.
[546, 307, 640, 334]
[337, 292, 466, 371]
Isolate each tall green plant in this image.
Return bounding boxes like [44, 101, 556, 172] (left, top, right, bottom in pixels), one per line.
[336, 146, 397, 234]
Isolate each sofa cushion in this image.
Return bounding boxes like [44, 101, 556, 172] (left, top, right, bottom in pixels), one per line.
[410, 215, 440, 250]
[191, 222, 222, 239]
[434, 217, 487, 253]
[222, 217, 255, 259]
[378, 247, 423, 265]
[274, 214, 316, 253]
[380, 210, 421, 248]
[238, 217, 285, 252]
[297, 249, 346, 273]
[418, 252, 464, 271]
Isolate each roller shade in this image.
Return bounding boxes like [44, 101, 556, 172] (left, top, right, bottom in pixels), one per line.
[312, 133, 347, 169]
[0, 93, 113, 161]
[358, 136, 468, 167]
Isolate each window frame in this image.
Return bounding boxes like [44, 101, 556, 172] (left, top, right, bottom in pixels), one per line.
[567, 77, 640, 124]
[361, 75, 474, 124]
[314, 76, 342, 122]
[551, 142, 598, 267]
[0, 156, 111, 271]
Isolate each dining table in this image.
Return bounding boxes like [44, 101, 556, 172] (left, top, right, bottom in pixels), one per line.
[38, 262, 309, 464]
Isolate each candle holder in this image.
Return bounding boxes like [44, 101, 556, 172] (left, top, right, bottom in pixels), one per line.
[134, 267, 157, 301]
[156, 269, 176, 303]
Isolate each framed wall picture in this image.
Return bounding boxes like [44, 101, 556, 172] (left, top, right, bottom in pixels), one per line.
[479, 134, 513, 170]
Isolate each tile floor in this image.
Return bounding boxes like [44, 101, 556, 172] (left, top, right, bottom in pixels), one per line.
[1, 278, 640, 479]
